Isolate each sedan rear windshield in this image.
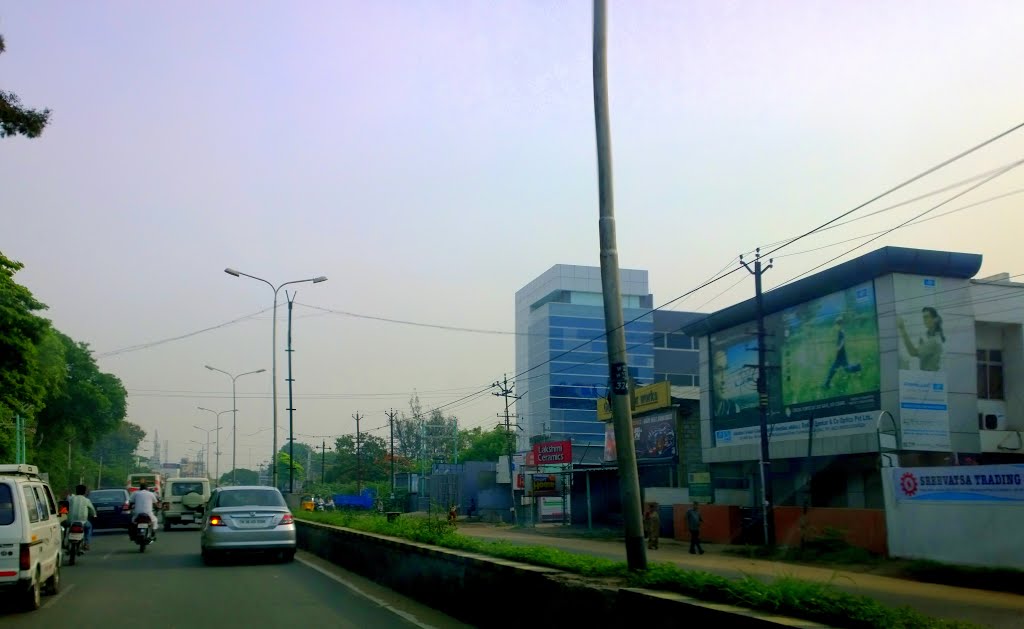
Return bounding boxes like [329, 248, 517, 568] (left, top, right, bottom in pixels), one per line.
[171, 483, 205, 496]
[216, 490, 286, 508]
[90, 490, 126, 502]
[0, 484, 14, 525]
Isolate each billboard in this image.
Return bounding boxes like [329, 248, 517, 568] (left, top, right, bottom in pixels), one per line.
[711, 282, 881, 446]
[597, 381, 672, 421]
[894, 275, 955, 451]
[603, 409, 676, 462]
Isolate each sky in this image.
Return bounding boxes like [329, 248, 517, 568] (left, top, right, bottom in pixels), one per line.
[2, 1, 1023, 471]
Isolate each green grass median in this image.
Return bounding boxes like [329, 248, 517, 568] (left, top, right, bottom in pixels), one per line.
[295, 511, 976, 629]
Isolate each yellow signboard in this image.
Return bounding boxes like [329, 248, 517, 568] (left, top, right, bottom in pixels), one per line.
[597, 380, 672, 421]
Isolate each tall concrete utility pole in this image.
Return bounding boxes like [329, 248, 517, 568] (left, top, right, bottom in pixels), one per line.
[592, 0, 646, 571]
[317, 439, 328, 484]
[353, 412, 363, 494]
[493, 376, 521, 524]
[741, 249, 776, 547]
[387, 409, 398, 500]
[286, 290, 298, 494]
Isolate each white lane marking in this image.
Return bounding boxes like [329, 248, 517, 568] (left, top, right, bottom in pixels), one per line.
[42, 583, 76, 609]
[103, 552, 113, 560]
[296, 556, 437, 629]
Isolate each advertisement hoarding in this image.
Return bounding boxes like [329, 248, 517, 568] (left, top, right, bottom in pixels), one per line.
[603, 409, 676, 462]
[891, 465, 1024, 502]
[533, 440, 572, 465]
[894, 274, 957, 452]
[710, 281, 881, 446]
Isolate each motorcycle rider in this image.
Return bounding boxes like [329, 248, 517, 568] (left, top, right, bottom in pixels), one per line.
[129, 481, 160, 542]
[67, 484, 97, 551]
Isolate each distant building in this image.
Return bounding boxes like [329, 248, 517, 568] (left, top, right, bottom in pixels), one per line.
[683, 246, 1024, 511]
[515, 265, 655, 448]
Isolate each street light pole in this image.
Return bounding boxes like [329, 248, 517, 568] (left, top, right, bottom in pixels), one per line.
[205, 365, 265, 485]
[224, 268, 327, 489]
[198, 408, 232, 486]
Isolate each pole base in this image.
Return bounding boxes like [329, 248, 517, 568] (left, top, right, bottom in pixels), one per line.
[624, 535, 648, 571]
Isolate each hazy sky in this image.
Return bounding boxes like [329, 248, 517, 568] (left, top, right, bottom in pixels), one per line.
[3, 1, 1023, 470]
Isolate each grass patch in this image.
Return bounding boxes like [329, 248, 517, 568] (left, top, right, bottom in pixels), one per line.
[295, 511, 976, 629]
[904, 560, 1024, 596]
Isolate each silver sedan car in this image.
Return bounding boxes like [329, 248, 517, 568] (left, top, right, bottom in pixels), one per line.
[200, 486, 296, 564]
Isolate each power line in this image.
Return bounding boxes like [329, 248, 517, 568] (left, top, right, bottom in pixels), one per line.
[97, 307, 272, 357]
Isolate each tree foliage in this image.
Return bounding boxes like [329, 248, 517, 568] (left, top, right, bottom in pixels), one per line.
[327, 433, 389, 484]
[0, 34, 51, 139]
[394, 393, 458, 466]
[220, 468, 259, 486]
[459, 426, 511, 463]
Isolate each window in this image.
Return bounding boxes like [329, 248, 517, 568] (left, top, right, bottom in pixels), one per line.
[32, 487, 50, 520]
[0, 484, 14, 525]
[23, 486, 40, 523]
[42, 486, 57, 516]
[216, 490, 286, 508]
[90, 490, 127, 502]
[668, 374, 693, 387]
[666, 333, 691, 349]
[977, 349, 1004, 400]
[172, 483, 206, 496]
[653, 333, 666, 348]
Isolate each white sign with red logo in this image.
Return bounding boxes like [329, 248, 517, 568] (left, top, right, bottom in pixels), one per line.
[891, 465, 1024, 503]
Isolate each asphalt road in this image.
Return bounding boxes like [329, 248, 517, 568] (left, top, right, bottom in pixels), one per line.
[0, 526, 472, 629]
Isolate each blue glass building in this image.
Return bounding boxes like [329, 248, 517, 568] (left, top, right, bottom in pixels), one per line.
[515, 265, 655, 448]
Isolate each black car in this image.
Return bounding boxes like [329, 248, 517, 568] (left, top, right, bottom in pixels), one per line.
[89, 489, 133, 529]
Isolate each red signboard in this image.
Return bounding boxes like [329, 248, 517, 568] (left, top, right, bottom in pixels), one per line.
[533, 440, 572, 465]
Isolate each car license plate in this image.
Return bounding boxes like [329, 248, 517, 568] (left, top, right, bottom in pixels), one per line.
[181, 514, 193, 521]
[107, 506, 119, 512]
[237, 518, 266, 528]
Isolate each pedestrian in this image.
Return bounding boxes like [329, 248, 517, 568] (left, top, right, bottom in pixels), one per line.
[645, 502, 660, 550]
[687, 501, 705, 555]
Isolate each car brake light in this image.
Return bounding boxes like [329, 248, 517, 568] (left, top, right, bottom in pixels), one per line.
[70, 524, 85, 534]
[279, 513, 293, 526]
[123, 502, 131, 512]
[19, 544, 31, 571]
[209, 515, 226, 526]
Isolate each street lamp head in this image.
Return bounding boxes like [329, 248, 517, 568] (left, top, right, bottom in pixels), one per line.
[313, 276, 328, 283]
[254, 368, 266, 374]
[224, 268, 241, 277]
[205, 365, 215, 371]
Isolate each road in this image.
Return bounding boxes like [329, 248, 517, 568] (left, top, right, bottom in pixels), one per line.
[0, 526, 471, 629]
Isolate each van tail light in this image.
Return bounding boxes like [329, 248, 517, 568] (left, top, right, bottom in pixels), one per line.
[209, 515, 226, 527]
[279, 513, 294, 526]
[19, 544, 31, 571]
[70, 524, 85, 534]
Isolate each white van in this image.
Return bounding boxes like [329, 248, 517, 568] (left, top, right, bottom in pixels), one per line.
[161, 477, 211, 530]
[0, 464, 62, 611]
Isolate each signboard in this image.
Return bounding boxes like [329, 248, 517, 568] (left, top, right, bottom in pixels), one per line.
[899, 370, 951, 451]
[530, 473, 559, 497]
[603, 409, 676, 463]
[710, 281, 880, 445]
[533, 440, 572, 465]
[891, 465, 1024, 502]
[688, 471, 712, 503]
[598, 380, 672, 421]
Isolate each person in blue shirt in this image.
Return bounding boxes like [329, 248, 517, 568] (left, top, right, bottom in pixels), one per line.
[824, 315, 862, 389]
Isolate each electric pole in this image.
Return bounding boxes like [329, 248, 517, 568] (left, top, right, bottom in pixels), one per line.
[316, 439, 328, 484]
[493, 375, 521, 524]
[592, 0, 647, 571]
[741, 248, 776, 547]
[353, 412, 362, 494]
[286, 290, 298, 494]
[387, 409, 398, 500]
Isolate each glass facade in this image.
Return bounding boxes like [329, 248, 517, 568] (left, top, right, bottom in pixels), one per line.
[537, 302, 654, 445]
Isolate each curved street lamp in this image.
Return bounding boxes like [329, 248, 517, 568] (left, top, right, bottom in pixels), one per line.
[224, 268, 327, 489]
[205, 365, 265, 485]
[193, 425, 222, 481]
[197, 407, 233, 486]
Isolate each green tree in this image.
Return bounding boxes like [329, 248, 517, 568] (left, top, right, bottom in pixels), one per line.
[275, 451, 304, 489]
[90, 421, 147, 489]
[220, 468, 259, 486]
[0, 253, 51, 459]
[0, 35, 51, 138]
[328, 434, 388, 484]
[459, 426, 510, 462]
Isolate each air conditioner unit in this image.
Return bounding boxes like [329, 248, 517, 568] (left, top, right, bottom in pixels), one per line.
[979, 413, 1008, 431]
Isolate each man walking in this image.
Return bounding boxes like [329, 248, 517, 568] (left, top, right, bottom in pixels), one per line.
[645, 503, 661, 550]
[687, 501, 705, 555]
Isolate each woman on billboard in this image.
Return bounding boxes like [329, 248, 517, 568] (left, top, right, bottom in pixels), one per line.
[897, 306, 946, 371]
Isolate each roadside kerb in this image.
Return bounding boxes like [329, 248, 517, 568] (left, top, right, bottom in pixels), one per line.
[296, 519, 830, 628]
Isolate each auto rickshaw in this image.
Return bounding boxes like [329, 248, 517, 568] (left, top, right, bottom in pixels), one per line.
[300, 494, 315, 511]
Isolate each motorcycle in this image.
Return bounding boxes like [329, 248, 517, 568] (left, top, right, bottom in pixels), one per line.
[65, 520, 87, 565]
[132, 514, 155, 553]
